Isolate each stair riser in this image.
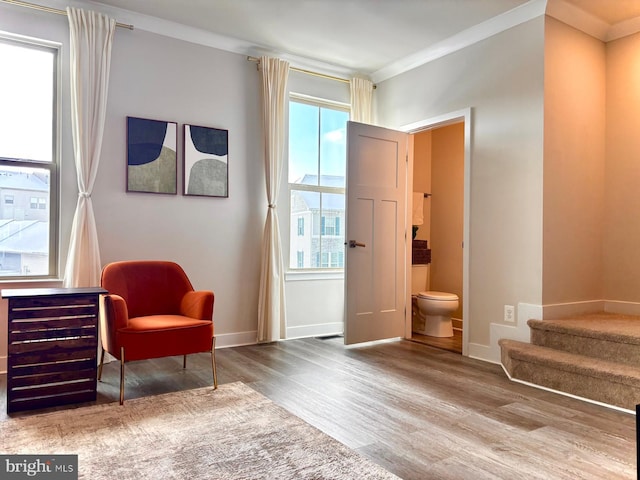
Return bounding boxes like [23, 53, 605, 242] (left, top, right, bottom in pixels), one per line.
[504, 355, 640, 411]
[530, 329, 640, 368]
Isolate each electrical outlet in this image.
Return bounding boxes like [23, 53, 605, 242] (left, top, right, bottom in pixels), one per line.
[504, 305, 515, 323]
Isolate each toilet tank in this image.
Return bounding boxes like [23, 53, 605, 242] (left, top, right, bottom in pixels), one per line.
[411, 265, 429, 295]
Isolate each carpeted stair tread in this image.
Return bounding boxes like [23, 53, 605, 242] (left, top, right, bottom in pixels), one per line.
[528, 314, 640, 345]
[499, 339, 640, 387]
[500, 313, 640, 409]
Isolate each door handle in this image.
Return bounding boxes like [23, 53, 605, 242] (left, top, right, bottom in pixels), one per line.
[348, 240, 366, 248]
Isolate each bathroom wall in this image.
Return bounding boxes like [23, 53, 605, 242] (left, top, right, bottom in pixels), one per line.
[411, 130, 432, 298]
[543, 16, 606, 308]
[413, 131, 432, 243]
[430, 123, 465, 320]
[411, 124, 464, 319]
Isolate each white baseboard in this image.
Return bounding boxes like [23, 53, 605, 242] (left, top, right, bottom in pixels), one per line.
[286, 322, 343, 340]
[540, 299, 640, 318]
[543, 300, 605, 319]
[605, 300, 640, 316]
[467, 343, 496, 363]
[215, 331, 258, 348]
[500, 364, 635, 415]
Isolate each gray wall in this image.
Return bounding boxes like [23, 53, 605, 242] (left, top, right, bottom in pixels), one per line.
[376, 17, 545, 357]
[95, 28, 264, 344]
[0, 2, 545, 369]
[0, 2, 349, 372]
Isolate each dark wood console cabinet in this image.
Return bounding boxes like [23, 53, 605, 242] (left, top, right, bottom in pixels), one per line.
[3, 287, 106, 413]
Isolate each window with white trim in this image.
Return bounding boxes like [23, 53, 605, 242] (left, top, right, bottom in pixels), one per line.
[0, 36, 59, 278]
[288, 96, 348, 270]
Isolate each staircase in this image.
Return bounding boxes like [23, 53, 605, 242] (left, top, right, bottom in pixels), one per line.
[499, 312, 640, 411]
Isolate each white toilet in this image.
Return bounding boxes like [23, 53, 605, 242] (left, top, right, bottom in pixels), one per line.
[413, 291, 459, 337]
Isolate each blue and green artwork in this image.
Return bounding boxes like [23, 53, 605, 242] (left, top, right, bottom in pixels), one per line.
[184, 124, 228, 197]
[127, 117, 177, 194]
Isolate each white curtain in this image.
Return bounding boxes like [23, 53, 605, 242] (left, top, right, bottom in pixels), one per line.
[350, 77, 374, 124]
[257, 56, 290, 343]
[63, 7, 115, 288]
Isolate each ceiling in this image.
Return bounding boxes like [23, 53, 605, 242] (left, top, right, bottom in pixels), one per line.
[88, 0, 640, 77]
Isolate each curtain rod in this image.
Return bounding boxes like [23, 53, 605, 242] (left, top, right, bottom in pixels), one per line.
[1, 0, 134, 30]
[247, 56, 376, 88]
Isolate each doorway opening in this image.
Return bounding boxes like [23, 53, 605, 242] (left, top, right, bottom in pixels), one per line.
[402, 108, 471, 356]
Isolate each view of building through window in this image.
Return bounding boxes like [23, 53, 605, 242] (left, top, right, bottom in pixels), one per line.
[288, 99, 348, 270]
[0, 38, 56, 277]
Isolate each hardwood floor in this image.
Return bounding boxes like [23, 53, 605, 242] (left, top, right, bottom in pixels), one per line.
[1, 337, 636, 479]
[411, 329, 462, 353]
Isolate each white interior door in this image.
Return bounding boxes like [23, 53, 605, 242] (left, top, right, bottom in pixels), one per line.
[345, 121, 409, 345]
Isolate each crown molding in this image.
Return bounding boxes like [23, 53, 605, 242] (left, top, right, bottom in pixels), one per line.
[11, 0, 357, 80]
[7, 0, 547, 83]
[370, 0, 547, 84]
[87, 0, 355, 78]
[546, 0, 609, 40]
[546, 0, 640, 43]
[606, 15, 640, 42]
[15, 0, 638, 86]
[84, 0, 276, 57]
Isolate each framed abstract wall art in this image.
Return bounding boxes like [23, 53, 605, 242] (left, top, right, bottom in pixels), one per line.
[183, 124, 228, 197]
[126, 117, 177, 194]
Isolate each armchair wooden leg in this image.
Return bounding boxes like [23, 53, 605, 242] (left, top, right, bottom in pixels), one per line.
[183, 354, 187, 369]
[211, 336, 218, 389]
[97, 347, 105, 381]
[119, 347, 125, 406]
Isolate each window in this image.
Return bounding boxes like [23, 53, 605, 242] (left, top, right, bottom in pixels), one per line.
[30, 197, 46, 210]
[0, 36, 59, 278]
[296, 251, 304, 268]
[317, 251, 344, 268]
[321, 214, 340, 236]
[332, 252, 344, 268]
[288, 97, 348, 270]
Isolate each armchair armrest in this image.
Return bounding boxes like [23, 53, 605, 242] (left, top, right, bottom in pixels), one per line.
[101, 294, 129, 356]
[180, 290, 214, 320]
[104, 294, 129, 328]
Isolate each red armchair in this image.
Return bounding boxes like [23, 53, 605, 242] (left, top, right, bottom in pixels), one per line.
[98, 260, 217, 404]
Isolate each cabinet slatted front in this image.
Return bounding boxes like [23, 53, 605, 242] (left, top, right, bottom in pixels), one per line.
[3, 287, 106, 413]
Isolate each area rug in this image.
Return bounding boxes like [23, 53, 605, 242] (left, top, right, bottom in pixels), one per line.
[0, 382, 398, 479]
